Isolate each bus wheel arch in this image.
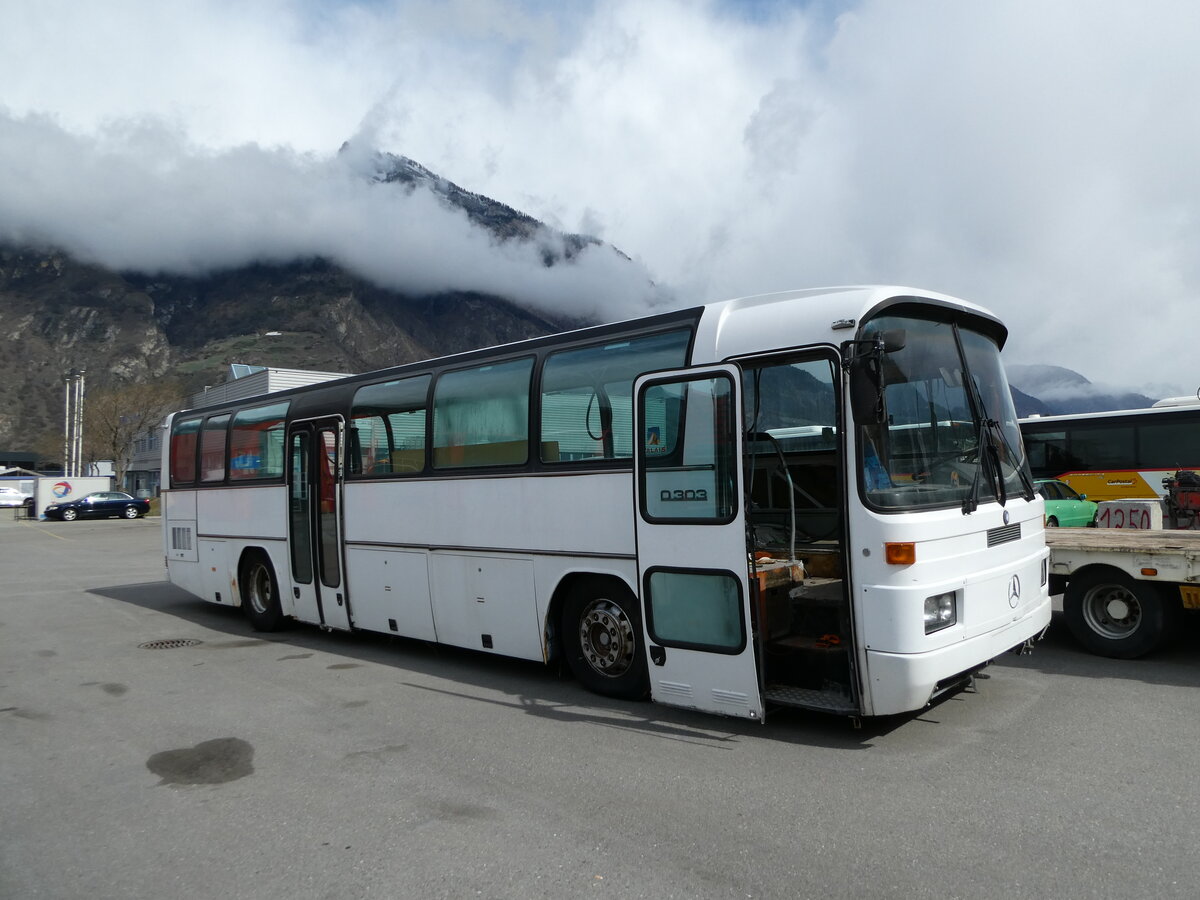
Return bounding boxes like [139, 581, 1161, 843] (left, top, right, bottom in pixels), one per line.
[555, 573, 648, 700]
[1062, 565, 1171, 659]
[238, 548, 286, 632]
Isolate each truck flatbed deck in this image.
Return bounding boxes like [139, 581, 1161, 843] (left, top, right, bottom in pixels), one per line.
[1045, 528, 1200, 555]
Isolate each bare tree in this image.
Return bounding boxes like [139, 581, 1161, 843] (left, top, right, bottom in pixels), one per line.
[83, 381, 185, 487]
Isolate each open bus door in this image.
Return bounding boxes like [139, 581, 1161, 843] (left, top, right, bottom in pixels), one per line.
[287, 417, 351, 631]
[634, 365, 765, 721]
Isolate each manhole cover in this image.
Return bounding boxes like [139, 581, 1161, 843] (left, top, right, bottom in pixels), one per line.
[138, 638, 203, 650]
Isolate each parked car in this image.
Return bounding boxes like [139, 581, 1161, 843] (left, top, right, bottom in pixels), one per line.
[1035, 479, 1098, 527]
[43, 491, 150, 521]
[0, 486, 33, 508]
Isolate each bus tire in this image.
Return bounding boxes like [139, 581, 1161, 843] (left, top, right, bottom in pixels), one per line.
[241, 552, 285, 632]
[561, 579, 649, 700]
[1062, 568, 1168, 659]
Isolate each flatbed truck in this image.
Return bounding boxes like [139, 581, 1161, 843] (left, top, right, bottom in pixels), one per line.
[1046, 528, 1200, 657]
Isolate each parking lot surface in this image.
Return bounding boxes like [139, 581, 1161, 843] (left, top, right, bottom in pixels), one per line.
[3, 515, 1200, 899]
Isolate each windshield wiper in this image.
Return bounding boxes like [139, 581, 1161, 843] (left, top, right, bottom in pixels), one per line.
[984, 414, 1034, 500]
[954, 327, 1034, 513]
[962, 421, 992, 514]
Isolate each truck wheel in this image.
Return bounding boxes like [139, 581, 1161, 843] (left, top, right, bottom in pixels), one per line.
[1062, 568, 1169, 659]
[561, 578, 649, 700]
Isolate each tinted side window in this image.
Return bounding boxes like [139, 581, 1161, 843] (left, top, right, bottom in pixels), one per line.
[433, 359, 534, 469]
[1024, 430, 1070, 478]
[350, 375, 431, 476]
[229, 402, 289, 480]
[1138, 421, 1200, 469]
[199, 415, 231, 483]
[170, 417, 201, 486]
[1071, 425, 1134, 469]
[540, 329, 691, 463]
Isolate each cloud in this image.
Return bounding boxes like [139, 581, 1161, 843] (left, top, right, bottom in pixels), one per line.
[0, 112, 663, 322]
[2, 0, 1200, 396]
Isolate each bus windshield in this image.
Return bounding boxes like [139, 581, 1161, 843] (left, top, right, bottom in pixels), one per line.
[859, 315, 1030, 511]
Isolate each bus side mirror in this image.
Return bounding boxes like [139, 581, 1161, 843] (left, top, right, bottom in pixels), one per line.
[849, 357, 884, 424]
[878, 329, 906, 352]
[844, 329, 905, 424]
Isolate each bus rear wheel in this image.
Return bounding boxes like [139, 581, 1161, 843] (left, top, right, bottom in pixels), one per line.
[1063, 568, 1168, 659]
[562, 579, 649, 700]
[241, 553, 285, 632]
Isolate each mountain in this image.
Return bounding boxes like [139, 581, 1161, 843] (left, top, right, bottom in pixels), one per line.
[362, 148, 605, 263]
[0, 150, 636, 457]
[1006, 364, 1154, 417]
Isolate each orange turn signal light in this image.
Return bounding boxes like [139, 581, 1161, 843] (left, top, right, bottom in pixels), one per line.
[885, 542, 917, 565]
[1141, 567, 1158, 577]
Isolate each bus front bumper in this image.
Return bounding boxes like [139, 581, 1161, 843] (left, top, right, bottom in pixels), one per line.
[862, 592, 1052, 717]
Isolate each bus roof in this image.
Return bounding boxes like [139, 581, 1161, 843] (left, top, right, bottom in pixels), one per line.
[695, 285, 1005, 363]
[173, 285, 1005, 418]
[1019, 404, 1200, 426]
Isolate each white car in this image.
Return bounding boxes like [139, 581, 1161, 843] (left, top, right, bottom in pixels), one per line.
[0, 486, 33, 507]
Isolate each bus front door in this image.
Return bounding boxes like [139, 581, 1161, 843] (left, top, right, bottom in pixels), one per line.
[287, 418, 351, 631]
[634, 365, 764, 722]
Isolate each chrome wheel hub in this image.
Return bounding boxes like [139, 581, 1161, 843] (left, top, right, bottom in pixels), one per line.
[579, 599, 635, 678]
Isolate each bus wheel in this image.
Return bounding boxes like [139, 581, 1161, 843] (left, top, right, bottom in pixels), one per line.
[1063, 568, 1168, 659]
[562, 580, 649, 700]
[1046, 516, 1058, 527]
[241, 553, 285, 632]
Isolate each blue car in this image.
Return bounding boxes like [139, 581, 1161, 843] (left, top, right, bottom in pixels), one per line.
[43, 491, 151, 521]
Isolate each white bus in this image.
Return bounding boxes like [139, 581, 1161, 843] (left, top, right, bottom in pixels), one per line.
[162, 286, 1050, 721]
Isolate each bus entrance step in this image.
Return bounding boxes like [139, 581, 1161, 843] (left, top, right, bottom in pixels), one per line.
[764, 683, 857, 715]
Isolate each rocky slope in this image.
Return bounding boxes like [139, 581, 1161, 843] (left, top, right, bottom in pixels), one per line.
[0, 245, 580, 453]
[0, 150, 623, 456]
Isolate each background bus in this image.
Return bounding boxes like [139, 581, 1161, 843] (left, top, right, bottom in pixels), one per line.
[162, 286, 1050, 721]
[1020, 401, 1200, 503]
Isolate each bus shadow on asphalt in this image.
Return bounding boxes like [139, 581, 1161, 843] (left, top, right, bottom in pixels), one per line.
[88, 579, 902, 750]
[993, 610, 1200, 688]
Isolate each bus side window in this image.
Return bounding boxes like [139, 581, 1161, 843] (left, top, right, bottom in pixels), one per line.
[433, 359, 533, 469]
[540, 329, 690, 463]
[199, 415, 230, 483]
[229, 401, 289, 480]
[350, 374, 431, 476]
[169, 417, 202, 486]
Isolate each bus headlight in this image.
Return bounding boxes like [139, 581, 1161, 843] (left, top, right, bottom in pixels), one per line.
[924, 592, 957, 634]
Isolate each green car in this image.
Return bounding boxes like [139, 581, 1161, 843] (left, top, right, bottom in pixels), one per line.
[1035, 479, 1098, 527]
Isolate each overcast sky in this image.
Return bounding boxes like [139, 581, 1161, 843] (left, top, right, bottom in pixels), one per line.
[2, 0, 1198, 398]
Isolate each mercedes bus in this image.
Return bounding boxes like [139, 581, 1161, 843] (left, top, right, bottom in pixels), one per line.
[162, 286, 1050, 721]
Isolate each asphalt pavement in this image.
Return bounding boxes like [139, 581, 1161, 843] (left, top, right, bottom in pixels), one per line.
[2, 513, 1199, 900]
